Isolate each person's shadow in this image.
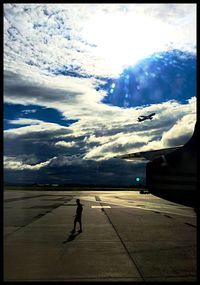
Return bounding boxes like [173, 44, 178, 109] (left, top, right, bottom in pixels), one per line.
[62, 230, 81, 244]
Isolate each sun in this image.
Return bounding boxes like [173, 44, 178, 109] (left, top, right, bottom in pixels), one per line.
[81, 10, 176, 75]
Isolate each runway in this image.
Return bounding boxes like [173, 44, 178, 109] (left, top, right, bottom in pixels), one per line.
[4, 189, 197, 282]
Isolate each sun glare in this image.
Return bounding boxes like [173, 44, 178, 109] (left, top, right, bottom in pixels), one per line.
[82, 11, 181, 75]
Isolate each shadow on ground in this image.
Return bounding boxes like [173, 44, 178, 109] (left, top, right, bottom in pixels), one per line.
[62, 230, 82, 243]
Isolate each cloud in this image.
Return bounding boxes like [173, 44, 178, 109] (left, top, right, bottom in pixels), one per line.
[4, 4, 116, 78]
[4, 4, 196, 79]
[4, 155, 147, 186]
[8, 118, 42, 125]
[84, 134, 149, 160]
[4, 156, 54, 170]
[4, 97, 196, 167]
[4, 121, 71, 136]
[161, 114, 196, 147]
[55, 140, 76, 148]
[4, 70, 84, 108]
[4, 70, 111, 124]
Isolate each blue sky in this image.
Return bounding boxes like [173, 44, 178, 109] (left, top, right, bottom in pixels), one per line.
[4, 4, 196, 185]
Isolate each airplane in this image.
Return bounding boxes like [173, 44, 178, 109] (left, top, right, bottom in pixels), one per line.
[137, 112, 156, 122]
[116, 122, 197, 211]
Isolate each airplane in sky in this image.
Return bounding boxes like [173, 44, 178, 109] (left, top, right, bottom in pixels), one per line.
[117, 122, 197, 211]
[137, 112, 156, 122]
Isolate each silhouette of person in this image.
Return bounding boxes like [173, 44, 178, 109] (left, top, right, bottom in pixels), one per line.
[72, 199, 83, 233]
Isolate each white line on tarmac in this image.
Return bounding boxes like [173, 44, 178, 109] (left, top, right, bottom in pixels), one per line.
[96, 200, 196, 218]
[91, 206, 111, 208]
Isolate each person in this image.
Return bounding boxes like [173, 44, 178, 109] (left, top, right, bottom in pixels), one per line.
[72, 199, 83, 233]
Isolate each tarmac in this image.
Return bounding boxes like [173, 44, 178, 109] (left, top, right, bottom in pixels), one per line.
[3, 189, 197, 282]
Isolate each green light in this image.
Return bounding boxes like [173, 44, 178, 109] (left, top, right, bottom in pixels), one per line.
[136, 177, 140, 182]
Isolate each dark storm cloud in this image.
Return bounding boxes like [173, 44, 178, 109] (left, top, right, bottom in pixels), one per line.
[4, 157, 146, 186]
[4, 127, 72, 159]
[4, 71, 82, 104]
[4, 121, 147, 186]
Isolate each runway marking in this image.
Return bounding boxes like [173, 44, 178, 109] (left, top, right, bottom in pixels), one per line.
[91, 206, 111, 208]
[96, 200, 195, 218]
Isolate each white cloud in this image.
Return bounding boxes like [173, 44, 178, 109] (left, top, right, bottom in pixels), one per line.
[8, 118, 42, 125]
[4, 156, 54, 170]
[161, 114, 196, 147]
[80, 99, 196, 159]
[84, 133, 149, 160]
[4, 121, 70, 135]
[55, 140, 76, 148]
[4, 4, 196, 79]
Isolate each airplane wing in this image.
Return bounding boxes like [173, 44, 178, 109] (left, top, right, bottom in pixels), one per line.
[115, 146, 182, 161]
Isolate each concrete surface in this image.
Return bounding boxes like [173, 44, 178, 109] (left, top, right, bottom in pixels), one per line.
[3, 190, 197, 282]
